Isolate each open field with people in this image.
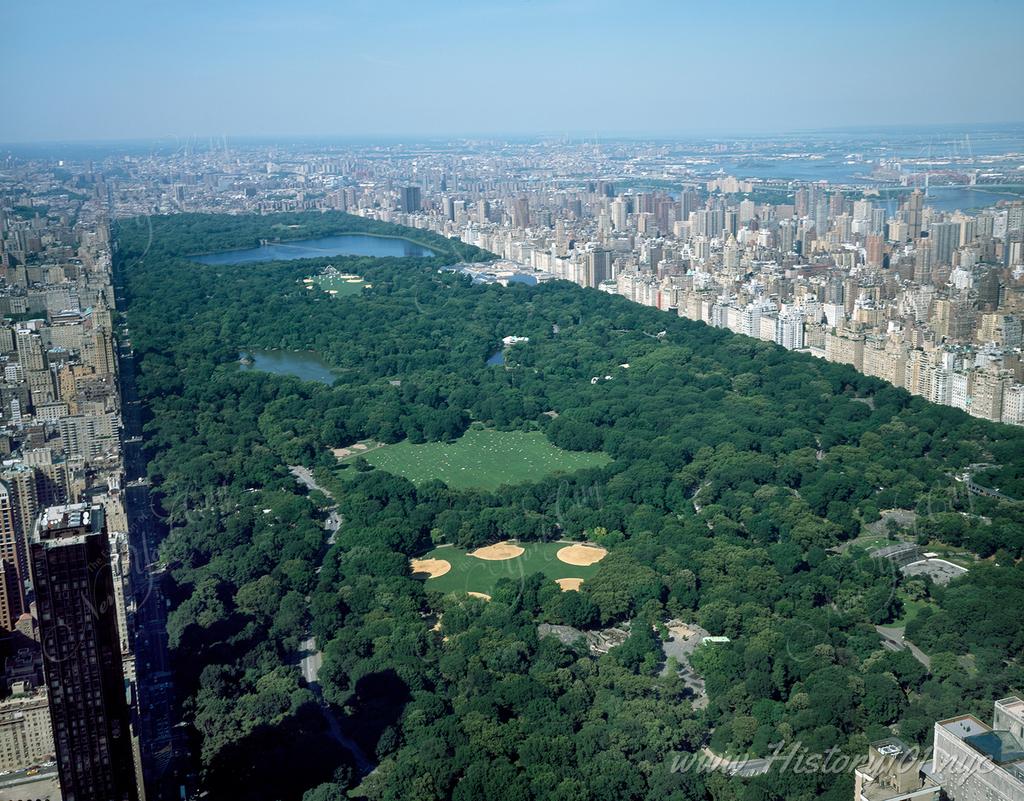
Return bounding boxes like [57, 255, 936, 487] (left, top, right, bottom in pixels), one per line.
[360, 428, 610, 490]
[410, 541, 608, 597]
[306, 268, 372, 296]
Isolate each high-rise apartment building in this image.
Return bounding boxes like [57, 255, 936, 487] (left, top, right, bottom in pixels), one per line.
[930, 697, 1024, 801]
[584, 249, 613, 289]
[399, 185, 422, 214]
[0, 482, 25, 631]
[0, 465, 38, 593]
[15, 330, 46, 372]
[904, 189, 924, 240]
[30, 504, 138, 801]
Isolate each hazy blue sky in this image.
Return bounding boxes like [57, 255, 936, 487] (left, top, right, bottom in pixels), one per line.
[4, 0, 1023, 142]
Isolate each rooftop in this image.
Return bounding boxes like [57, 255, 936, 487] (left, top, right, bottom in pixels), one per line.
[938, 714, 989, 740]
[964, 730, 1024, 765]
[31, 502, 104, 545]
[871, 737, 917, 760]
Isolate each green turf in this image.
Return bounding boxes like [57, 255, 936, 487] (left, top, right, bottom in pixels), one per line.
[363, 428, 611, 490]
[308, 270, 371, 296]
[891, 596, 935, 628]
[415, 541, 604, 596]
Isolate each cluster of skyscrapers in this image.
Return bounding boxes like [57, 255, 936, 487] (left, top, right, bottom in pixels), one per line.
[0, 157, 178, 799]
[407, 183, 1024, 426]
[3, 136, 1020, 798]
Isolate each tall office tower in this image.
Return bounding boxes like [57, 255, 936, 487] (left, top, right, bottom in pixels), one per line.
[829, 191, 845, 219]
[476, 199, 490, 223]
[814, 198, 828, 237]
[441, 196, 455, 221]
[30, 504, 138, 801]
[610, 199, 627, 230]
[689, 210, 709, 237]
[777, 219, 796, 253]
[511, 196, 530, 228]
[679, 189, 700, 222]
[929, 220, 959, 266]
[976, 268, 1002, 311]
[399, 186, 422, 214]
[656, 198, 677, 234]
[853, 199, 873, 223]
[871, 207, 887, 236]
[0, 558, 21, 633]
[584, 249, 613, 288]
[634, 193, 655, 215]
[914, 238, 933, 285]
[1007, 202, 1024, 234]
[0, 483, 25, 631]
[723, 210, 738, 238]
[795, 187, 810, 219]
[904, 189, 924, 240]
[834, 214, 853, 243]
[866, 234, 886, 268]
[738, 199, 756, 225]
[0, 465, 37, 588]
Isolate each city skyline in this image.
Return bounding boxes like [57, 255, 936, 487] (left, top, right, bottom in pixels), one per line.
[4, 0, 1024, 142]
[2, 3, 1024, 799]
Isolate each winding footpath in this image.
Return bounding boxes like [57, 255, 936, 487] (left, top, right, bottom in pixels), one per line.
[289, 466, 376, 776]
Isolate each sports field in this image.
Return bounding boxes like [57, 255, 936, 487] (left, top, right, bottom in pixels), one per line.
[411, 541, 607, 596]
[305, 270, 371, 296]
[363, 428, 610, 490]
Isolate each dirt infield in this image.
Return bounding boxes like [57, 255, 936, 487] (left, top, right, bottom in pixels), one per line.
[556, 544, 608, 566]
[469, 541, 525, 561]
[410, 558, 452, 578]
[467, 591, 492, 601]
[555, 578, 584, 592]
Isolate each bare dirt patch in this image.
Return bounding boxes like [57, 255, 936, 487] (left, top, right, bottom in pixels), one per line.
[556, 543, 608, 566]
[469, 541, 525, 561]
[410, 558, 452, 578]
[467, 591, 492, 601]
[556, 577, 584, 592]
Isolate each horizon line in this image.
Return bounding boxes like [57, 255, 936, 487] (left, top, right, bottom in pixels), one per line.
[3, 121, 1024, 149]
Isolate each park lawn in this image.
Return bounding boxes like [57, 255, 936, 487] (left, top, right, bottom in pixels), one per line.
[891, 595, 936, 628]
[418, 542, 603, 596]
[850, 536, 894, 552]
[363, 428, 611, 491]
[309, 271, 371, 296]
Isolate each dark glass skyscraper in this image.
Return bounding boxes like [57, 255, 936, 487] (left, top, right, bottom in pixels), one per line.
[30, 503, 137, 801]
[400, 185, 422, 214]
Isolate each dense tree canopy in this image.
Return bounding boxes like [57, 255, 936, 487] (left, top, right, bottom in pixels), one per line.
[115, 211, 1024, 801]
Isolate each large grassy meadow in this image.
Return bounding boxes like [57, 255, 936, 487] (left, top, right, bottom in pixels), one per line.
[307, 270, 371, 296]
[361, 428, 610, 491]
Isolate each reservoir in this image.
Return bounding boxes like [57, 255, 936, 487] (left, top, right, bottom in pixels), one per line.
[238, 350, 336, 385]
[195, 234, 438, 264]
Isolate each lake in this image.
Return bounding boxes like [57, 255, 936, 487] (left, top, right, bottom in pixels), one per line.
[486, 350, 505, 366]
[195, 234, 438, 264]
[239, 350, 336, 384]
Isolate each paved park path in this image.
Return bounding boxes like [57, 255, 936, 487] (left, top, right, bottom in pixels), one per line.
[289, 466, 375, 776]
[876, 625, 932, 669]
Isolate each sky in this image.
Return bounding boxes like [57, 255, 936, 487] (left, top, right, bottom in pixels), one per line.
[3, 0, 1024, 143]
